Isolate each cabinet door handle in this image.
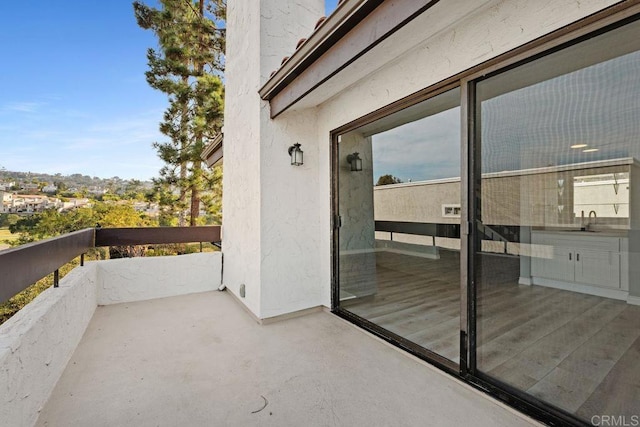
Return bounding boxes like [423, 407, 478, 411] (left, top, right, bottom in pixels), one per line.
[577, 253, 580, 262]
[569, 253, 572, 261]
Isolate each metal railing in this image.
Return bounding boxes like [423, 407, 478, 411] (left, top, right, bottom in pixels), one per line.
[0, 226, 221, 305]
[375, 221, 461, 241]
[375, 221, 520, 243]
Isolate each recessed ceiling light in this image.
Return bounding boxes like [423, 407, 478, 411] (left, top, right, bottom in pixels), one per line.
[571, 144, 588, 149]
[583, 148, 599, 153]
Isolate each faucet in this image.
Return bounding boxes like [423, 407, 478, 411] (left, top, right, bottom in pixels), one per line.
[579, 210, 597, 230]
[587, 210, 597, 230]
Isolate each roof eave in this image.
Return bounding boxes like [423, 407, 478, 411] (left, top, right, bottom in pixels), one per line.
[202, 133, 224, 168]
[258, 0, 380, 101]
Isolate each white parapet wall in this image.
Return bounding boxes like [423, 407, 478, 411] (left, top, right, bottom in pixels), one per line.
[96, 252, 222, 305]
[0, 251, 222, 426]
[0, 263, 98, 427]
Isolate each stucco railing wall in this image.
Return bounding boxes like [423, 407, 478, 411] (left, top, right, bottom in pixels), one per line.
[0, 264, 98, 427]
[0, 252, 222, 427]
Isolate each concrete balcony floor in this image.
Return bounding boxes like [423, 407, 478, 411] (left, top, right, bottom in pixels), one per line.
[36, 291, 539, 427]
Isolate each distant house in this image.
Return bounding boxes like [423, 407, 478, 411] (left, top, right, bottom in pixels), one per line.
[88, 187, 107, 196]
[0, 190, 14, 213]
[42, 184, 58, 194]
[0, 181, 16, 191]
[20, 183, 39, 194]
[0, 191, 13, 203]
[17, 195, 61, 213]
[61, 198, 90, 211]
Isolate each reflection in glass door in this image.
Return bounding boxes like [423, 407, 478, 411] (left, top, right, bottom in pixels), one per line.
[473, 19, 640, 421]
[336, 88, 462, 363]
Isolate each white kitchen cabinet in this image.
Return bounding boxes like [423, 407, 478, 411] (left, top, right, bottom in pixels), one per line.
[574, 249, 620, 288]
[531, 231, 622, 292]
[532, 244, 574, 282]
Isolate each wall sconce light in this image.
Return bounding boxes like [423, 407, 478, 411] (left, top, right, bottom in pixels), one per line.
[288, 143, 303, 166]
[346, 152, 363, 172]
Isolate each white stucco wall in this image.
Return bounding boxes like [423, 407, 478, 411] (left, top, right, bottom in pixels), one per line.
[223, 0, 324, 319]
[96, 252, 222, 305]
[222, 0, 264, 316]
[0, 264, 97, 427]
[258, 109, 325, 318]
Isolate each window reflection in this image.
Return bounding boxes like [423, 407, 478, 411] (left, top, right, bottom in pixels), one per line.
[475, 19, 640, 421]
[337, 88, 462, 363]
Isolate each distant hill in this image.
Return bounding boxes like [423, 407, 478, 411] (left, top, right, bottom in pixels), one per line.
[0, 169, 152, 194]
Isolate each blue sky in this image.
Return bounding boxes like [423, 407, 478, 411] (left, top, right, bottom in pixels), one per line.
[0, 1, 338, 181]
[372, 107, 461, 183]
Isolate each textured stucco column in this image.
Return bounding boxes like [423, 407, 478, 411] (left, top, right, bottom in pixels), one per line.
[223, 0, 324, 318]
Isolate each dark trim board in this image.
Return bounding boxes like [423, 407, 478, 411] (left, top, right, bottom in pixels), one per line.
[466, 374, 590, 427]
[202, 133, 223, 168]
[260, 0, 385, 101]
[94, 226, 221, 247]
[330, 131, 342, 313]
[263, 0, 441, 118]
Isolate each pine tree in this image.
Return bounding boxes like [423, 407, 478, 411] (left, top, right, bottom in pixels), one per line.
[134, 0, 225, 226]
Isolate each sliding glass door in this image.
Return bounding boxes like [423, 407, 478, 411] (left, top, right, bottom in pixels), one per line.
[333, 10, 640, 425]
[336, 88, 462, 364]
[473, 18, 640, 421]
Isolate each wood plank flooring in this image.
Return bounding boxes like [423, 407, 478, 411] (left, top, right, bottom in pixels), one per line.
[339, 249, 640, 419]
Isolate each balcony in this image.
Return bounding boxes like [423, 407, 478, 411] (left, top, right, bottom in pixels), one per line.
[0, 227, 539, 426]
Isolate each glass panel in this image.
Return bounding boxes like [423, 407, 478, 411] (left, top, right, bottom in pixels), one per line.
[337, 88, 461, 362]
[475, 19, 640, 421]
